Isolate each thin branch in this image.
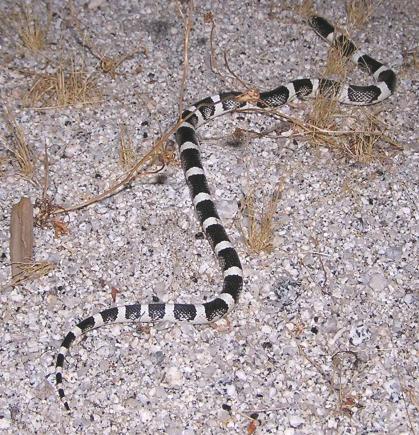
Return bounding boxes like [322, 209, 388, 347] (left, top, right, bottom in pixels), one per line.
[53, 115, 194, 215]
[177, 0, 195, 115]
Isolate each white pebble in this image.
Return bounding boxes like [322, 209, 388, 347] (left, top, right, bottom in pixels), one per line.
[164, 366, 184, 387]
[139, 409, 153, 424]
[235, 369, 247, 381]
[226, 384, 237, 397]
[289, 415, 304, 428]
[368, 273, 388, 291]
[216, 199, 238, 219]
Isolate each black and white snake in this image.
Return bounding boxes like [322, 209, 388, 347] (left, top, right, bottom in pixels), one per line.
[55, 16, 396, 411]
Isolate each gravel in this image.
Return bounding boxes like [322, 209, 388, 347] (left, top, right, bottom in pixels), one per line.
[0, 0, 417, 434]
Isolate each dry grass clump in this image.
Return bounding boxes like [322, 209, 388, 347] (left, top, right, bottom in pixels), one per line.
[118, 125, 138, 170]
[0, 2, 52, 52]
[240, 182, 284, 253]
[1, 109, 36, 179]
[308, 25, 351, 131]
[296, 0, 316, 19]
[1, 261, 55, 291]
[344, 111, 392, 162]
[401, 47, 418, 75]
[24, 57, 101, 109]
[345, 0, 375, 27]
[308, 93, 341, 134]
[323, 36, 354, 78]
[301, 21, 401, 160]
[303, 107, 400, 162]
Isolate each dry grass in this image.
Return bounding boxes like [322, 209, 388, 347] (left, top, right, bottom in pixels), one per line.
[119, 124, 177, 172]
[1, 261, 55, 291]
[343, 111, 394, 162]
[72, 29, 146, 78]
[269, 0, 315, 19]
[295, 340, 366, 418]
[50, 113, 191, 215]
[345, 0, 375, 27]
[1, 109, 36, 180]
[401, 47, 419, 76]
[331, 351, 365, 417]
[97, 50, 146, 78]
[240, 182, 284, 253]
[323, 37, 354, 79]
[296, 0, 316, 19]
[308, 25, 351, 133]
[118, 125, 138, 170]
[308, 93, 341, 133]
[299, 16, 401, 160]
[0, 2, 52, 52]
[24, 57, 101, 109]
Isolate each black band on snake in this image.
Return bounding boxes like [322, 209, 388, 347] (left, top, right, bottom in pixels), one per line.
[55, 16, 396, 411]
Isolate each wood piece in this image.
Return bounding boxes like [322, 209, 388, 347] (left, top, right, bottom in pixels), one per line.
[9, 197, 34, 279]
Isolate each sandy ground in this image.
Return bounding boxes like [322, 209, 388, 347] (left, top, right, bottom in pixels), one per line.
[0, 1, 417, 434]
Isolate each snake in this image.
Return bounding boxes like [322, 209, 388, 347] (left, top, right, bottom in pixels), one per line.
[55, 16, 396, 411]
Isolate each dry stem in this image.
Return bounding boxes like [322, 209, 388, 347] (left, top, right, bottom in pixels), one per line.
[68, 4, 146, 78]
[177, 0, 195, 115]
[118, 125, 138, 170]
[52, 114, 192, 215]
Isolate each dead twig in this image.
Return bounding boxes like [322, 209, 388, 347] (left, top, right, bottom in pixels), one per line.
[52, 114, 192, 215]
[177, 0, 195, 115]
[10, 198, 34, 280]
[67, 0, 146, 77]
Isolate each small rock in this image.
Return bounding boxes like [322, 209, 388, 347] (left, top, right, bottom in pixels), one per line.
[368, 273, 388, 291]
[139, 409, 153, 424]
[89, 0, 106, 10]
[384, 379, 401, 402]
[403, 292, 414, 304]
[235, 369, 247, 381]
[0, 418, 11, 430]
[288, 415, 304, 428]
[64, 142, 81, 158]
[324, 316, 338, 334]
[349, 324, 371, 345]
[385, 246, 403, 260]
[164, 366, 184, 387]
[226, 384, 237, 397]
[124, 398, 140, 408]
[216, 199, 238, 219]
